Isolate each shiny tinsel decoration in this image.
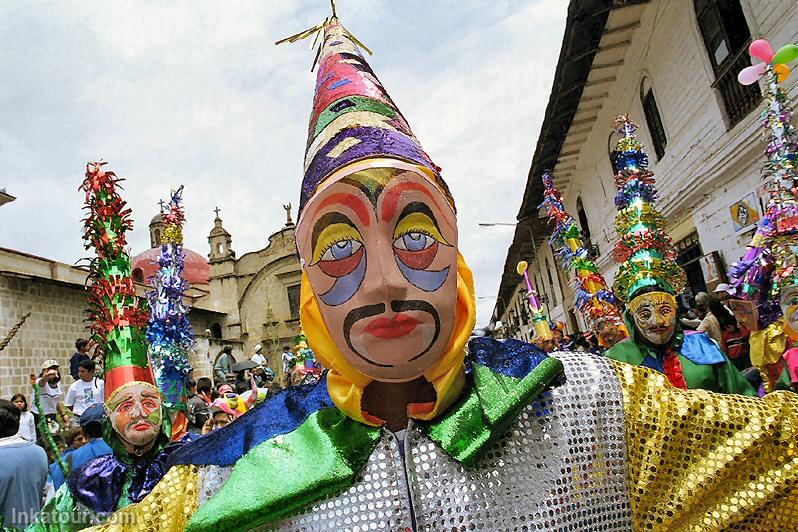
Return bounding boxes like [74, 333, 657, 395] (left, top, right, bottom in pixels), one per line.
[146, 186, 195, 432]
[80, 161, 151, 389]
[610, 116, 686, 302]
[730, 53, 798, 328]
[540, 172, 623, 333]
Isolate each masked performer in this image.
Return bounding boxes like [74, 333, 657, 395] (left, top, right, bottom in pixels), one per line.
[603, 117, 755, 396]
[90, 14, 798, 532]
[31, 163, 189, 530]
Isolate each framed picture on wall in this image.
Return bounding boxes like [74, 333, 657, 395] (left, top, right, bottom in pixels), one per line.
[729, 192, 761, 234]
[700, 251, 726, 290]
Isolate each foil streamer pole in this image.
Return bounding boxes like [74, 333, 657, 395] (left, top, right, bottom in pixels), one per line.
[730, 41, 798, 326]
[539, 172, 623, 333]
[610, 115, 685, 302]
[80, 161, 151, 402]
[146, 186, 195, 439]
[516, 261, 552, 340]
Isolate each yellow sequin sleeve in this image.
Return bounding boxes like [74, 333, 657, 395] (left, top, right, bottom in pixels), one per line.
[85, 465, 199, 531]
[750, 320, 787, 367]
[613, 360, 798, 530]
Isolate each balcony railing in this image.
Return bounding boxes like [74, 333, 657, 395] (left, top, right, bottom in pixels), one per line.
[711, 43, 762, 129]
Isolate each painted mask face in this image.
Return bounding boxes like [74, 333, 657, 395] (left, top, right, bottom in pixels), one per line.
[780, 285, 798, 336]
[628, 291, 677, 346]
[297, 165, 458, 382]
[106, 383, 163, 452]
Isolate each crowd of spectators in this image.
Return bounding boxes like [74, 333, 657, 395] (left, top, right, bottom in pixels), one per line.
[0, 338, 309, 527]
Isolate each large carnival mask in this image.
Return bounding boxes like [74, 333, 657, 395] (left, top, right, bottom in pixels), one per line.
[296, 164, 458, 382]
[780, 285, 798, 337]
[106, 383, 163, 455]
[628, 291, 677, 346]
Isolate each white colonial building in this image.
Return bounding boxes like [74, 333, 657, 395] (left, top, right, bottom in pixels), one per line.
[495, 0, 798, 339]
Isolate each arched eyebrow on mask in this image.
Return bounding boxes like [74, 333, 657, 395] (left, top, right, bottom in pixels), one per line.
[311, 212, 359, 253]
[394, 201, 447, 241]
[314, 192, 371, 227]
[381, 181, 447, 222]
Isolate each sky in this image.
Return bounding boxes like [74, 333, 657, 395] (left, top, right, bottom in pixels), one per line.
[0, 0, 567, 327]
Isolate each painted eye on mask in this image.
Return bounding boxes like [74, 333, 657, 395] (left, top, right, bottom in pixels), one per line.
[395, 232, 435, 252]
[317, 240, 364, 278]
[393, 232, 438, 270]
[321, 239, 362, 261]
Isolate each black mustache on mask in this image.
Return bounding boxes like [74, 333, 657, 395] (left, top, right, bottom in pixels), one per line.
[343, 300, 441, 368]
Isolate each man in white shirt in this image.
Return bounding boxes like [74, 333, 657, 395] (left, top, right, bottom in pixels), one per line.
[64, 359, 104, 417]
[30, 360, 68, 426]
[251, 344, 268, 366]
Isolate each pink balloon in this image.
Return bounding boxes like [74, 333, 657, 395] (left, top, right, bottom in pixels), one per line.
[750, 39, 775, 62]
[738, 63, 766, 85]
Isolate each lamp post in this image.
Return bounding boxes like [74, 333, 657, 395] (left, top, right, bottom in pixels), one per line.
[479, 221, 554, 320]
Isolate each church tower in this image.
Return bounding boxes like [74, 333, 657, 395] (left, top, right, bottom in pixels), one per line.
[149, 212, 164, 248]
[207, 208, 241, 342]
[208, 208, 234, 263]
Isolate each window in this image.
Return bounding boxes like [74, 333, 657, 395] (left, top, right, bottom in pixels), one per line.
[576, 196, 591, 243]
[209, 322, 223, 339]
[675, 232, 707, 298]
[153, 230, 161, 247]
[694, 0, 760, 127]
[132, 268, 144, 283]
[639, 77, 667, 160]
[216, 242, 224, 254]
[607, 132, 618, 173]
[546, 258, 557, 306]
[287, 285, 301, 320]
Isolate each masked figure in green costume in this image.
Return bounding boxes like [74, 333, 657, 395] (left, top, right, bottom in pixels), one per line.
[30, 163, 191, 531]
[602, 117, 756, 396]
[87, 13, 798, 532]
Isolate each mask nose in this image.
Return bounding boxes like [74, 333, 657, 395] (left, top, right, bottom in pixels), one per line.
[129, 400, 144, 418]
[361, 246, 409, 304]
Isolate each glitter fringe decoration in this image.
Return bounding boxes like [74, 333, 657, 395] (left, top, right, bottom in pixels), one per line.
[540, 172, 623, 332]
[610, 116, 686, 302]
[731, 49, 798, 327]
[146, 186, 195, 427]
[80, 161, 151, 404]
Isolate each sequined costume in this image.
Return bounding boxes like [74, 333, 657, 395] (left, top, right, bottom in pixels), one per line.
[87, 340, 798, 531]
[31, 430, 194, 530]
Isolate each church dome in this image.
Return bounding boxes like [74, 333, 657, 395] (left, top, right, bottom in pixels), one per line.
[130, 247, 210, 285]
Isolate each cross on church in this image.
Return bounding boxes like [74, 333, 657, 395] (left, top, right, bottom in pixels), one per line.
[214, 206, 221, 219]
[158, 199, 166, 213]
